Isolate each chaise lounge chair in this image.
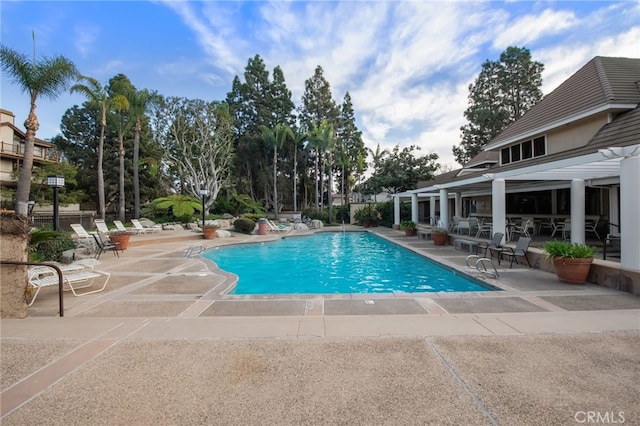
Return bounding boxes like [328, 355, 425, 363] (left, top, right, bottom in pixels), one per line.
[94, 219, 112, 234]
[131, 218, 161, 234]
[27, 265, 111, 306]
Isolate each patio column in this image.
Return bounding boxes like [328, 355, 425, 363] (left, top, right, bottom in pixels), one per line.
[620, 153, 640, 271]
[430, 196, 436, 226]
[393, 196, 400, 227]
[570, 179, 586, 244]
[491, 179, 506, 244]
[411, 193, 419, 224]
[454, 192, 462, 218]
[608, 186, 619, 235]
[439, 189, 449, 230]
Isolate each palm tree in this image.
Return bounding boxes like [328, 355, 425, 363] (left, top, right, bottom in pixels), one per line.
[290, 127, 307, 213]
[309, 120, 335, 218]
[260, 124, 293, 220]
[0, 41, 77, 215]
[70, 76, 129, 219]
[125, 89, 155, 219]
[367, 143, 389, 202]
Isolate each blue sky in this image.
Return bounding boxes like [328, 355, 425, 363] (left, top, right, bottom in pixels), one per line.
[1, 1, 638, 168]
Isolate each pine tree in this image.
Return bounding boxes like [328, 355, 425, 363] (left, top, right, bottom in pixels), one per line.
[453, 46, 544, 165]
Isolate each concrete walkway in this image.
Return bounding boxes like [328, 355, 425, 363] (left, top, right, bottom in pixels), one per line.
[2, 227, 638, 425]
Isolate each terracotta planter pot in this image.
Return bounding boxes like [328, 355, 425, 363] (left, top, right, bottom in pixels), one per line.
[404, 229, 417, 237]
[432, 233, 448, 246]
[553, 257, 593, 284]
[109, 234, 130, 250]
[202, 228, 218, 239]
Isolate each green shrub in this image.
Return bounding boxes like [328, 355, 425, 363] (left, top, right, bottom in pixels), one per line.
[29, 230, 76, 262]
[233, 218, 256, 234]
[543, 241, 596, 259]
[242, 213, 264, 223]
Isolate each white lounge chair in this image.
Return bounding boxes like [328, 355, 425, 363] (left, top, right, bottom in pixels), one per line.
[131, 219, 161, 234]
[113, 220, 138, 234]
[268, 220, 290, 233]
[94, 219, 111, 234]
[27, 267, 110, 306]
[70, 223, 97, 252]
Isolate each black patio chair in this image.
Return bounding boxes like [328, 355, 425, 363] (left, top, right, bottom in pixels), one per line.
[477, 232, 504, 260]
[493, 236, 532, 268]
[92, 232, 121, 259]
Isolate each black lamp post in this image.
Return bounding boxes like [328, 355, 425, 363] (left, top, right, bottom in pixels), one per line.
[47, 175, 65, 231]
[199, 188, 209, 227]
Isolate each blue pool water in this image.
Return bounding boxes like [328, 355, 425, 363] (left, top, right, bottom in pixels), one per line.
[203, 232, 494, 295]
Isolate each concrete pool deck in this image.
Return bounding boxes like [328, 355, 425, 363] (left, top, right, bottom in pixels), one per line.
[2, 227, 639, 424]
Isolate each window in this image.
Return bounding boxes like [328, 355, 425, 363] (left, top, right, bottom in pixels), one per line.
[500, 135, 546, 165]
[510, 145, 521, 162]
[501, 148, 510, 164]
[534, 137, 545, 157]
[522, 140, 532, 159]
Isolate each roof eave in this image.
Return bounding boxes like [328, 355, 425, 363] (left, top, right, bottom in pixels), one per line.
[484, 102, 638, 151]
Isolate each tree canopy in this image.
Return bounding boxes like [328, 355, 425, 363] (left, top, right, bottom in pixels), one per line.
[363, 145, 439, 195]
[453, 46, 544, 165]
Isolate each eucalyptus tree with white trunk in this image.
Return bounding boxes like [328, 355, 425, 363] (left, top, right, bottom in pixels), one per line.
[152, 97, 234, 211]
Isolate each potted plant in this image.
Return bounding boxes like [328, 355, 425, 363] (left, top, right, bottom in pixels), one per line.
[108, 230, 134, 250]
[400, 220, 418, 236]
[543, 240, 596, 284]
[431, 227, 449, 245]
[202, 222, 220, 239]
[355, 206, 380, 228]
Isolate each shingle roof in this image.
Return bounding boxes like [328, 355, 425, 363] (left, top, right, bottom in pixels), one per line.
[418, 106, 640, 190]
[486, 57, 640, 148]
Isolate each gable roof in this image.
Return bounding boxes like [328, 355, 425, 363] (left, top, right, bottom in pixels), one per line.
[485, 56, 640, 150]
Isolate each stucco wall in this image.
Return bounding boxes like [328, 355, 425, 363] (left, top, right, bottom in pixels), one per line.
[546, 115, 609, 155]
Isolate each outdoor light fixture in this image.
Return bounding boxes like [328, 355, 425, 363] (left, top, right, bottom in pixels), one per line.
[47, 175, 65, 231]
[199, 188, 209, 227]
[27, 200, 36, 216]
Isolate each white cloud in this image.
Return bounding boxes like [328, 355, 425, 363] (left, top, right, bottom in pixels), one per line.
[492, 9, 578, 49]
[73, 24, 100, 57]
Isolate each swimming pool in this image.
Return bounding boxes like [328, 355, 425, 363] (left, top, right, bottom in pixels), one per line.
[203, 232, 495, 294]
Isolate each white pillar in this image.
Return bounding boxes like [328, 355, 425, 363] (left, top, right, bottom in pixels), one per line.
[620, 154, 640, 271]
[439, 189, 449, 230]
[411, 194, 419, 224]
[570, 179, 585, 244]
[609, 186, 619, 235]
[492, 179, 506, 244]
[430, 196, 436, 225]
[454, 192, 462, 218]
[393, 196, 400, 227]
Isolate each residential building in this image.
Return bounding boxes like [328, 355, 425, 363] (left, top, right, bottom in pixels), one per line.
[393, 56, 640, 288]
[0, 109, 60, 197]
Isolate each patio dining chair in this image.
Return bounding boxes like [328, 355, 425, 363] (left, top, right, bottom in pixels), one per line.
[92, 232, 122, 259]
[585, 218, 600, 240]
[477, 232, 504, 260]
[475, 219, 493, 238]
[494, 236, 532, 268]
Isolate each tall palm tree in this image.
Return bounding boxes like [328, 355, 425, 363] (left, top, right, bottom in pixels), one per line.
[367, 143, 389, 202]
[290, 127, 307, 213]
[70, 76, 129, 219]
[260, 124, 293, 219]
[125, 88, 155, 219]
[0, 41, 77, 215]
[309, 120, 335, 217]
